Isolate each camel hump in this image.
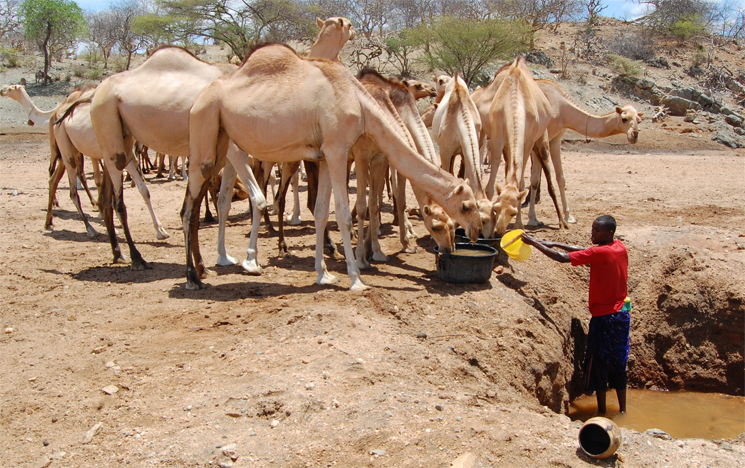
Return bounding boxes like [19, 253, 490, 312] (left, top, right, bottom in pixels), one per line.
[242, 43, 300, 74]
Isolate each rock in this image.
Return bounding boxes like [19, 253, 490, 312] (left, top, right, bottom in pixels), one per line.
[684, 112, 697, 123]
[672, 61, 682, 67]
[725, 115, 743, 128]
[305, 383, 315, 390]
[635, 78, 655, 90]
[713, 130, 743, 148]
[83, 422, 104, 444]
[222, 443, 238, 461]
[33, 455, 52, 468]
[218, 460, 233, 468]
[370, 449, 386, 456]
[101, 385, 119, 395]
[451, 452, 477, 468]
[525, 51, 553, 68]
[435, 405, 444, 411]
[50, 451, 65, 460]
[416, 332, 427, 339]
[661, 96, 697, 116]
[645, 428, 672, 440]
[270, 419, 279, 428]
[4, 327, 12, 334]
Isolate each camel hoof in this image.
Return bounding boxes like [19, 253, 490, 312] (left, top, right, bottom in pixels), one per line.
[156, 229, 170, 240]
[241, 259, 263, 275]
[371, 252, 389, 262]
[527, 220, 544, 228]
[356, 259, 371, 270]
[349, 279, 369, 292]
[185, 281, 208, 291]
[114, 255, 130, 264]
[86, 228, 99, 238]
[287, 216, 301, 226]
[131, 259, 151, 271]
[566, 214, 578, 224]
[217, 254, 238, 267]
[402, 245, 418, 254]
[317, 272, 340, 285]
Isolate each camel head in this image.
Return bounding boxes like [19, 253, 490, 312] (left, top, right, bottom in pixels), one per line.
[615, 105, 643, 144]
[1, 84, 23, 100]
[445, 183, 481, 243]
[422, 203, 456, 253]
[401, 79, 436, 100]
[434, 75, 450, 103]
[316, 16, 356, 46]
[477, 196, 499, 239]
[493, 184, 529, 237]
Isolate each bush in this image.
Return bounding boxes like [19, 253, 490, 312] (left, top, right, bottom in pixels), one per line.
[670, 15, 706, 40]
[605, 30, 656, 61]
[606, 53, 644, 77]
[0, 46, 20, 68]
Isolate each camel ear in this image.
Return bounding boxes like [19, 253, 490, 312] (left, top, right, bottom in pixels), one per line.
[615, 106, 623, 114]
[402, 79, 410, 87]
[317, 17, 324, 28]
[495, 184, 502, 196]
[637, 112, 644, 118]
[337, 17, 344, 29]
[423, 205, 432, 216]
[27, 119, 34, 126]
[519, 189, 529, 203]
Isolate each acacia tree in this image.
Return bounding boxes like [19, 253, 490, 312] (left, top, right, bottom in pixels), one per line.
[112, 0, 146, 69]
[583, 0, 607, 25]
[1, 0, 23, 42]
[21, 0, 86, 82]
[410, 16, 531, 87]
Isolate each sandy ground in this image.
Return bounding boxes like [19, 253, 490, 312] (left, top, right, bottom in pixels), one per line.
[0, 123, 743, 467]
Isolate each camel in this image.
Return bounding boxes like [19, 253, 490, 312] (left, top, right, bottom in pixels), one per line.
[431, 74, 498, 238]
[484, 57, 565, 236]
[1, 84, 55, 126]
[353, 69, 456, 268]
[87, 46, 267, 271]
[184, 43, 481, 291]
[434, 75, 450, 103]
[219, 17, 357, 263]
[47, 86, 170, 240]
[472, 71, 642, 224]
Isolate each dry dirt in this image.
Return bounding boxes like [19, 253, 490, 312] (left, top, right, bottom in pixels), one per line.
[0, 125, 744, 468]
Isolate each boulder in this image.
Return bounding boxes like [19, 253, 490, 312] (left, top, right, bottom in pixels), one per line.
[525, 51, 553, 68]
[661, 96, 698, 116]
[725, 114, 743, 128]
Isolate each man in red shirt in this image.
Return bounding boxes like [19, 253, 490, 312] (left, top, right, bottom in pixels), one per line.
[522, 215, 630, 414]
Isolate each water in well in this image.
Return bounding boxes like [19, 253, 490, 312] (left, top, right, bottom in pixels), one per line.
[569, 389, 745, 440]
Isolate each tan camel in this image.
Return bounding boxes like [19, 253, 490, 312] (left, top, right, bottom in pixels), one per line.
[221, 17, 357, 262]
[527, 80, 643, 223]
[88, 46, 267, 271]
[47, 86, 170, 239]
[431, 74, 499, 238]
[485, 57, 565, 236]
[473, 72, 642, 225]
[353, 69, 455, 268]
[1, 84, 54, 126]
[184, 43, 481, 291]
[433, 75, 450, 103]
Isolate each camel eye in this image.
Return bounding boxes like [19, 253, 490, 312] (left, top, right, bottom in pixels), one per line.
[622, 117, 628, 123]
[431, 226, 441, 232]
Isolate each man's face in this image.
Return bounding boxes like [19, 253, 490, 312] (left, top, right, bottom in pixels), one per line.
[591, 221, 613, 245]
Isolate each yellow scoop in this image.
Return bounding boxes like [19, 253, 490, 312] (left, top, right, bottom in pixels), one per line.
[500, 229, 532, 261]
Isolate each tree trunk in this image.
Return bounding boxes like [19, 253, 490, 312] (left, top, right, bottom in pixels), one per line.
[42, 23, 52, 84]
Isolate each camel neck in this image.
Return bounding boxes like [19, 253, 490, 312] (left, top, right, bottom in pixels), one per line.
[561, 101, 619, 138]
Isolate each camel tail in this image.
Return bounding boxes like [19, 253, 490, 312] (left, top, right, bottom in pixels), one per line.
[53, 97, 90, 125]
[48, 114, 62, 177]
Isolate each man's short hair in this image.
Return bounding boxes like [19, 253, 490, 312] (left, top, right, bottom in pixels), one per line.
[595, 215, 616, 233]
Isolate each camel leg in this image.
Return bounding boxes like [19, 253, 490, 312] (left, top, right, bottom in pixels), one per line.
[527, 152, 543, 227]
[225, 145, 267, 274]
[124, 159, 170, 239]
[257, 161, 277, 233]
[485, 139, 505, 200]
[549, 137, 576, 223]
[396, 171, 417, 253]
[75, 154, 97, 210]
[368, 154, 389, 262]
[316, 156, 366, 291]
[288, 168, 301, 225]
[181, 156, 188, 180]
[99, 167, 128, 264]
[107, 151, 148, 269]
[275, 161, 301, 257]
[55, 126, 98, 237]
[168, 154, 177, 181]
[215, 161, 238, 266]
[305, 160, 338, 259]
[535, 142, 567, 229]
[353, 152, 372, 270]
[45, 158, 66, 229]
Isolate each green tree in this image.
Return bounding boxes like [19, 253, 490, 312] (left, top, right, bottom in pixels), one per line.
[409, 16, 531, 87]
[21, 0, 86, 83]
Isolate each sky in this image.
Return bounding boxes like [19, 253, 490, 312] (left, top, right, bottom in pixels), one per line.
[74, 0, 743, 20]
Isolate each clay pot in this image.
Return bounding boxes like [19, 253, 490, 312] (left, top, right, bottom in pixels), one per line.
[578, 416, 623, 459]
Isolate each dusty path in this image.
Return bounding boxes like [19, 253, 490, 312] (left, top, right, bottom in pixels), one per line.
[0, 132, 743, 467]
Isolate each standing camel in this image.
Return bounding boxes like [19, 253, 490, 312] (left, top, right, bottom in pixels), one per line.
[431, 74, 498, 238]
[47, 86, 170, 239]
[184, 43, 481, 291]
[1, 84, 55, 126]
[88, 46, 267, 270]
[485, 57, 565, 236]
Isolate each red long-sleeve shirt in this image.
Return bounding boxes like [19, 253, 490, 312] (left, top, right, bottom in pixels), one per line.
[568, 240, 628, 317]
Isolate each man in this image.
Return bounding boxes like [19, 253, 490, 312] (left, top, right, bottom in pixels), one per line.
[522, 215, 630, 414]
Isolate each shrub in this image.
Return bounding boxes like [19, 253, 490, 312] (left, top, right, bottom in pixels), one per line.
[0, 46, 20, 68]
[606, 54, 644, 77]
[605, 30, 656, 61]
[670, 15, 706, 40]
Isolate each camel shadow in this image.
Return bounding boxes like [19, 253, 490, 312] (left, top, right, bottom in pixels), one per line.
[166, 279, 343, 301]
[71, 261, 185, 283]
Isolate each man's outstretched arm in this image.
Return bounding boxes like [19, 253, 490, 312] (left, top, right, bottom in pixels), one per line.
[522, 234, 580, 263]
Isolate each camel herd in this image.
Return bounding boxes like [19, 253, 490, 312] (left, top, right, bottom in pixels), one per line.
[1, 16, 643, 291]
